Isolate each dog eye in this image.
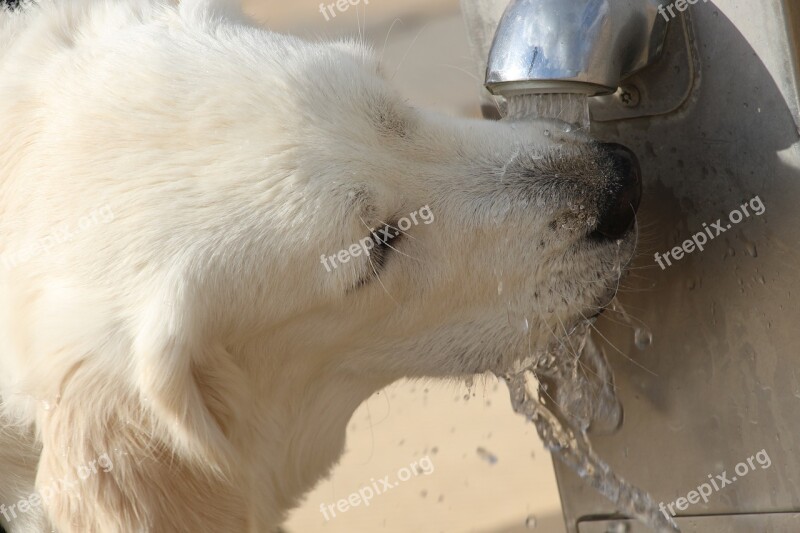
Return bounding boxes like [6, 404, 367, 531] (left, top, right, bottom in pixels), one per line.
[354, 222, 403, 289]
[370, 224, 403, 269]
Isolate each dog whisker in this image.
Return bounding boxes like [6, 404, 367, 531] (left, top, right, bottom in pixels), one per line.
[584, 313, 658, 376]
[379, 18, 403, 69]
[375, 217, 418, 241]
[391, 25, 428, 81]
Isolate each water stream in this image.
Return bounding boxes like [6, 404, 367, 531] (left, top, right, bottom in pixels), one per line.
[504, 94, 591, 130]
[499, 94, 677, 532]
[497, 311, 674, 532]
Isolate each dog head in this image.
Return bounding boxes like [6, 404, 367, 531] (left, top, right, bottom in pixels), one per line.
[222, 38, 642, 380]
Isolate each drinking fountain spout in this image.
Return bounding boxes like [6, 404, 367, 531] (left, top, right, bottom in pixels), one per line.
[485, 0, 669, 98]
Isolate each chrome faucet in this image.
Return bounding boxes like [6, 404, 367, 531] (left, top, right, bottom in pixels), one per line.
[484, 0, 670, 98]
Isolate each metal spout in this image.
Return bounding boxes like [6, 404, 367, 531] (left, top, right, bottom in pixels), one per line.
[485, 0, 669, 97]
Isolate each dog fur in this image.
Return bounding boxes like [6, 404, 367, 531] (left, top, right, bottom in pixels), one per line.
[0, 0, 635, 531]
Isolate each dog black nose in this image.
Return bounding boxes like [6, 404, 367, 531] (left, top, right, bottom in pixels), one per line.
[590, 143, 642, 241]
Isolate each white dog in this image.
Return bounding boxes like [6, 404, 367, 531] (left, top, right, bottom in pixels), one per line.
[0, 0, 641, 531]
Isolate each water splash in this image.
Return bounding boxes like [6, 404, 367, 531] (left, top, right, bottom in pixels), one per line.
[497, 321, 678, 533]
[505, 94, 590, 130]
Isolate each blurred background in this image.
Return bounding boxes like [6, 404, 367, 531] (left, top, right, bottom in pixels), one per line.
[241, 1, 566, 532]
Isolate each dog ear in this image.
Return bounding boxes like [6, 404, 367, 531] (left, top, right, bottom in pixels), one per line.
[35, 356, 249, 532]
[33, 277, 250, 531]
[132, 287, 247, 473]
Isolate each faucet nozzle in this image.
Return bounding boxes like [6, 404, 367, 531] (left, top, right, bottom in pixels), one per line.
[485, 0, 669, 97]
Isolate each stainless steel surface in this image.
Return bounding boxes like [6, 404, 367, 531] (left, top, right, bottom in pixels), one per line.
[461, 0, 692, 121]
[463, 0, 800, 531]
[484, 0, 669, 97]
[578, 513, 800, 533]
[553, 0, 800, 526]
[589, 11, 693, 122]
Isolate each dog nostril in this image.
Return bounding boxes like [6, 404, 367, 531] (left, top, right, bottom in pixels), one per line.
[590, 143, 642, 241]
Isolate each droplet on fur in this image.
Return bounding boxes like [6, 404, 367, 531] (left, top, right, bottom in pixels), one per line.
[491, 195, 512, 225]
[745, 242, 758, 257]
[41, 400, 51, 411]
[543, 129, 551, 137]
[507, 310, 530, 333]
[497, 282, 504, 295]
[525, 515, 538, 528]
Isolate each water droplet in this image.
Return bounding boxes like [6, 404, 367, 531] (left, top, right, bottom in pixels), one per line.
[745, 242, 758, 257]
[497, 281, 504, 295]
[634, 328, 652, 350]
[476, 447, 498, 465]
[606, 522, 630, 533]
[507, 310, 530, 333]
[42, 400, 51, 411]
[490, 195, 512, 225]
[525, 515, 538, 528]
[543, 129, 551, 137]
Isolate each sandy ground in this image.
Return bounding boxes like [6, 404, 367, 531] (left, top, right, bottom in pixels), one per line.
[242, 1, 567, 531]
